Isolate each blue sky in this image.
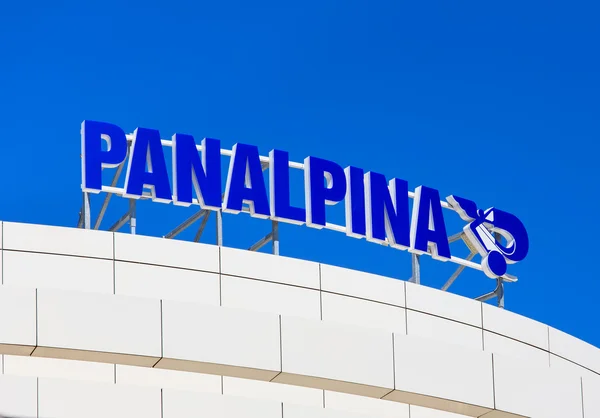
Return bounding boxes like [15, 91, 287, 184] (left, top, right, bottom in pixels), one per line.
[1, 1, 599, 347]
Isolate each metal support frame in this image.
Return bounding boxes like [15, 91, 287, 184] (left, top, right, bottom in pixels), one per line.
[440, 229, 509, 307]
[475, 279, 504, 305]
[163, 208, 216, 245]
[496, 277, 505, 308]
[441, 251, 476, 291]
[447, 231, 465, 244]
[194, 212, 211, 242]
[486, 232, 505, 308]
[79, 143, 132, 232]
[272, 221, 279, 255]
[409, 254, 421, 284]
[129, 199, 136, 235]
[109, 199, 137, 233]
[216, 210, 223, 246]
[164, 209, 209, 239]
[78, 192, 91, 229]
[94, 160, 126, 230]
[248, 221, 280, 255]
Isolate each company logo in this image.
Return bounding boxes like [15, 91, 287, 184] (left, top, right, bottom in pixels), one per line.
[81, 120, 529, 278]
[447, 196, 529, 278]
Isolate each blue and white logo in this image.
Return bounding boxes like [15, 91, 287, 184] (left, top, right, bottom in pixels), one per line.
[447, 196, 529, 278]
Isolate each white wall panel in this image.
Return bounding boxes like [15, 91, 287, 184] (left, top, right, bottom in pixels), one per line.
[324, 391, 410, 418]
[221, 275, 320, 319]
[277, 316, 394, 397]
[36, 289, 161, 362]
[549, 326, 600, 374]
[163, 389, 283, 418]
[582, 373, 600, 418]
[114, 232, 219, 272]
[388, 334, 494, 415]
[0, 222, 596, 418]
[321, 292, 406, 334]
[4, 251, 114, 294]
[161, 301, 281, 379]
[115, 261, 220, 305]
[482, 303, 549, 350]
[405, 282, 482, 327]
[116, 365, 222, 393]
[320, 264, 405, 306]
[0, 374, 38, 418]
[38, 377, 161, 418]
[549, 353, 598, 380]
[221, 246, 320, 289]
[407, 310, 482, 351]
[3, 221, 113, 259]
[223, 376, 323, 407]
[483, 331, 550, 368]
[4, 355, 114, 383]
[284, 403, 370, 418]
[0, 285, 36, 354]
[493, 354, 583, 418]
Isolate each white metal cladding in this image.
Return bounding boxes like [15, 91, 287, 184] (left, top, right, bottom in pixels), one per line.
[0, 221, 597, 418]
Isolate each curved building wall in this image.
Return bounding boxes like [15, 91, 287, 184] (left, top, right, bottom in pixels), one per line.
[0, 221, 598, 418]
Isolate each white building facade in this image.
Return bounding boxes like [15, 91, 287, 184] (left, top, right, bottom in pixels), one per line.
[0, 221, 597, 418]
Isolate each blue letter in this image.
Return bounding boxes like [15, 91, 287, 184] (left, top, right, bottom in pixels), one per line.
[172, 134, 222, 210]
[410, 186, 451, 260]
[345, 166, 366, 238]
[269, 149, 305, 224]
[365, 172, 410, 249]
[81, 120, 127, 192]
[223, 143, 270, 218]
[124, 127, 172, 203]
[304, 156, 346, 229]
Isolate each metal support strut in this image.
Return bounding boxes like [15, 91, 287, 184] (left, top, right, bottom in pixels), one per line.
[475, 279, 504, 307]
[129, 200, 137, 235]
[164, 210, 209, 239]
[473, 232, 505, 308]
[109, 200, 137, 233]
[164, 209, 214, 244]
[272, 221, 279, 255]
[442, 251, 476, 291]
[194, 212, 211, 242]
[78, 191, 91, 229]
[216, 210, 223, 246]
[409, 254, 421, 284]
[248, 221, 280, 255]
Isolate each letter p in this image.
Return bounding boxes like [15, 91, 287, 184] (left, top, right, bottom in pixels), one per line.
[81, 120, 128, 192]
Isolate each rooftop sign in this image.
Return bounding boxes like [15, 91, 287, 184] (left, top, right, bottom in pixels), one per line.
[81, 120, 528, 279]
